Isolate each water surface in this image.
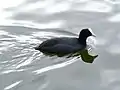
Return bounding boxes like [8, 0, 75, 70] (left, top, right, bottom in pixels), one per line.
[0, 0, 120, 90]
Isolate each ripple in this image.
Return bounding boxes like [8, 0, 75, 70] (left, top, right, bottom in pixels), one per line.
[33, 57, 79, 75]
[108, 13, 120, 22]
[105, 0, 120, 4]
[73, 1, 112, 13]
[4, 80, 23, 90]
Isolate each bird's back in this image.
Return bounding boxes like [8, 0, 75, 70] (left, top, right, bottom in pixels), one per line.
[35, 37, 85, 55]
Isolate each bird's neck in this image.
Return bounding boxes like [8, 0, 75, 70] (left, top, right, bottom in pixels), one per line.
[78, 37, 87, 46]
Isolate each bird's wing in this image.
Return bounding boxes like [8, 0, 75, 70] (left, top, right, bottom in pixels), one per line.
[39, 38, 58, 48]
[41, 44, 77, 54]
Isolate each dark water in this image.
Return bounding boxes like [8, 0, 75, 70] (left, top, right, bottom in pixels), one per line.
[0, 0, 120, 90]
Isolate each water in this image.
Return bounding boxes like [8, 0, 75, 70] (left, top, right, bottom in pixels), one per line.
[0, 0, 120, 90]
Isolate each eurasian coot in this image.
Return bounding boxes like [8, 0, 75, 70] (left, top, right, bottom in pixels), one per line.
[35, 28, 96, 56]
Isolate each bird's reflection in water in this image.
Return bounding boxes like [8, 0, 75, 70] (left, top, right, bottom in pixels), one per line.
[40, 49, 98, 63]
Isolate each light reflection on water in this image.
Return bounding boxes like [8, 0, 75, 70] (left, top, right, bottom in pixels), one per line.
[0, 0, 120, 90]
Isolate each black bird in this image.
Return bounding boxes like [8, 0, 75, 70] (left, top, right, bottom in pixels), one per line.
[35, 28, 96, 56]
